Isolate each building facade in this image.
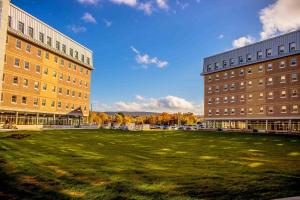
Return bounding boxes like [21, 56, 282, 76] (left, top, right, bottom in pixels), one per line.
[0, 1, 93, 127]
[202, 30, 300, 132]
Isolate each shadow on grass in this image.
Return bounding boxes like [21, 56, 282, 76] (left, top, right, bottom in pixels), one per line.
[0, 159, 72, 200]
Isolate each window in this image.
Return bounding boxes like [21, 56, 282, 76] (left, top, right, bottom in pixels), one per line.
[240, 108, 245, 115]
[58, 87, 62, 94]
[257, 51, 263, 59]
[33, 98, 38, 107]
[268, 91, 273, 99]
[67, 75, 71, 82]
[16, 39, 21, 49]
[248, 94, 253, 100]
[22, 97, 27, 104]
[53, 71, 57, 78]
[289, 42, 296, 51]
[280, 75, 286, 83]
[214, 62, 220, 70]
[70, 48, 74, 57]
[12, 76, 18, 85]
[239, 56, 244, 64]
[62, 44, 66, 53]
[14, 58, 20, 67]
[224, 108, 228, 115]
[292, 105, 298, 113]
[73, 78, 76, 84]
[72, 91, 75, 97]
[247, 54, 252, 62]
[42, 83, 47, 91]
[66, 89, 70, 96]
[80, 66, 83, 73]
[215, 97, 220, 104]
[79, 80, 82, 86]
[240, 82, 245, 88]
[223, 60, 228, 67]
[215, 85, 220, 92]
[292, 89, 298, 97]
[248, 80, 252, 87]
[37, 49, 42, 57]
[258, 65, 264, 72]
[281, 90, 286, 98]
[208, 98, 212, 104]
[43, 68, 48, 75]
[240, 69, 244, 76]
[39, 32, 44, 43]
[60, 59, 64, 66]
[11, 95, 17, 104]
[28, 27, 34, 38]
[52, 86, 56, 93]
[291, 73, 298, 81]
[56, 41, 60, 50]
[268, 106, 274, 114]
[280, 61, 286, 68]
[34, 82, 39, 90]
[24, 61, 29, 70]
[26, 44, 31, 53]
[223, 72, 228, 79]
[208, 76, 212, 82]
[23, 79, 28, 87]
[266, 48, 272, 57]
[18, 21, 24, 33]
[224, 96, 228, 103]
[59, 73, 63, 80]
[54, 56, 58, 63]
[42, 99, 46, 107]
[267, 63, 272, 71]
[247, 68, 252, 74]
[215, 109, 220, 115]
[259, 79, 263, 86]
[230, 58, 235, 66]
[224, 84, 228, 91]
[267, 77, 273, 85]
[75, 51, 79, 59]
[36, 65, 41, 73]
[81, 54, 85, 63]
[208, 87, 212, 93]
[248, 108, 253, 114]
[47, 36, 52, 46]
[45, 52, 49, 59]
[290, 58, 297, 66]
[259, 92, 264, 99]
[231, 108, 235, 115]
[230, 83, 235, 90]
[87, 57, 90, 65]
[51, 101, 55, 108]
[259, 107, 264, 113]
[231, 96, 235, 103]
[8, 16, 12, 28]
[278, 45, 285, 54]
[208, 109, 212, 116]
[281, 106, 287, 113]
[231, 71, 235, 77]
[58, 101, 62, 108]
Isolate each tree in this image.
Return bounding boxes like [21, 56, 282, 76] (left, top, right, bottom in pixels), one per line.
[115, 114, 123, 124]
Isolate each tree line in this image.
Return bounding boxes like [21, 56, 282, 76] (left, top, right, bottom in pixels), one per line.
[90, 112, 204, 126]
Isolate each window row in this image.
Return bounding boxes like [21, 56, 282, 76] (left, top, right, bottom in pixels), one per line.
[207, 74, 299, 93]
[10, 39, 90, 75]
[9, 17, 91, 65]
[207, 58, 298, 82]
[208, 89, 299, 104]
[6, 76, 89, 99]
[6, 95, 87, 111]
[208, 105, 299, 116]
[206, 43, 297, 71]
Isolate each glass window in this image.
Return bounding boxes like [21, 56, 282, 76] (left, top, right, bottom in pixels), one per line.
[280, 61, 286, 68]
[11, 95, 17, 103]
[26, 44, 31, 53]
[258, 65, 264, 72]
[39, 32, 44, 43]
[281, 106, 287, 113]
[278, 45, 285, 54]
[28, 27, 34, 38]
[47, 36, 52, 46]
[290, 58, 297, 66]
[247, 54, 252, 62]
[33, 98, 38, 106]
[62, 44, 66, 53]
[14, 58, 20, 67]
[291, 73, 298, 81]
[18, 21, 24, 33]
[289, 42, 296, 51]
[16, 39, 21, 49]
[12, 76, 18, 85]
[8, 16, 12, 28]
[36, 65, 41, 73]
[24, 61, 29, 70]
[267, 63, 272, 71]
[56, 41, 60, 50]
[23, 79, 28, 87]
[266, 48, 272, 57]
[257, 51, 263, 59]
[22, 97, 27, 104]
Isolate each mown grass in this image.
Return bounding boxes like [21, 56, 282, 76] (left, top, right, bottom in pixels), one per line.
[0, 129, 300, 200]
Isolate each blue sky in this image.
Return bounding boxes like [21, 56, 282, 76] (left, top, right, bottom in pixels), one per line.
[11, 0, 300, 114]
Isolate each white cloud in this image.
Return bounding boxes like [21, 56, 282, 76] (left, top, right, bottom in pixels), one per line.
[82, 12, 97, 24]
[259, 0, 300, 40]
[110, 0, 137, 7]
[156, 0, 169, 10]
[138, 2, 153, 15]
[232, 35, 255, 48]
[77, 0, 100, 5]
[103, 19, 112, 27]
[131, 46, 169, 69]
[68, 25, 87, 33]
[92, 95, 204, 114]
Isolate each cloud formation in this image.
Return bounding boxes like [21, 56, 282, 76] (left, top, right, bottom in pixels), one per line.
[110, 0, 137, 7]
[68, 25, 87, 33]
[232, 35, 255, 48]
[77, 0, 100, 5]
[92, 95, 203, 114]
[156, 0, 169, 10]
[259, 0, 300, 40]
[103, 19, 112, 27]
[82, 12, 97, 23]
[131, 46, 169, 69]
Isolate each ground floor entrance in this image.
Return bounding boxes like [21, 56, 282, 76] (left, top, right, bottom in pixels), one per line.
[205, 119, 300, 133]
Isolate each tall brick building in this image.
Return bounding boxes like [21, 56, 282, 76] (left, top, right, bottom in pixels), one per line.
[202, 30, 300, 132]
[0, 1, 93, 127]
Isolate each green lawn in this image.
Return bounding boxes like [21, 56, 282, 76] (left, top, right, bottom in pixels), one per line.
[0, 130, 300, 200]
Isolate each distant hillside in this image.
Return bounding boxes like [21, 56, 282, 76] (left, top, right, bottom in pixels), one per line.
[105, 111, 160, 117]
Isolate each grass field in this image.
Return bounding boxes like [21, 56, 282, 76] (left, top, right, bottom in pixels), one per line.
[0, 130, 300, 200]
